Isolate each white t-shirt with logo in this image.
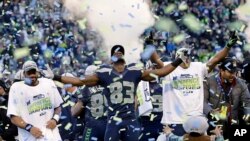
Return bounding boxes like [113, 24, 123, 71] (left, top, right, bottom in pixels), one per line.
[7, 78, 63, 141]
[161, 62, 208, 124]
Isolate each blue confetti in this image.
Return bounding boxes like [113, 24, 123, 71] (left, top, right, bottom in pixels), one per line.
[140, 45, 156, 61]
[111, 25, 116, 31]
[128, 13, 134, 18]
[111, 56, 118, 62]
[119, 24, 132, 28]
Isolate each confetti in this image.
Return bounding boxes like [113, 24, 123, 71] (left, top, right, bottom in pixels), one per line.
[178, 2, 188, 11]
[243, 44, 250, 52]
[64, 123, 72, 130]
[91, 137, 98, 141]
[236, 40, 243, 45]
[128, 13, 135, 18]
[111, 25, 116, 31]
[94, 61, 102, 65]
[209, 121, 216, 127]
[113, 116, 122, 122]
[108, 106, 114, 111]
[164, 4, 176, 14]
[155, 17, 179, 33]
[149, 73, 159, 83]
[182, 14, 203, 33]
[119, 128, 126, 132]
[63, 95, 70, 101]
[14, 47, 30, 59]
[173, 34, 185, 44]
[228, 21, 246, 31]
[140, 45, 156, 61]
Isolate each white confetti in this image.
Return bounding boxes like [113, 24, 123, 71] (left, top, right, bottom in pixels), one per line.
[64, 123, 72, 130]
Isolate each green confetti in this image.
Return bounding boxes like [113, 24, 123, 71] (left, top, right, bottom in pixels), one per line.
[179, 2, 188, 11]
[78, 18, 87, 30]
[228, 21, 246, 31]
[63, 95, 70, 101]
[14, 47, 30, 59]
[62, 102, 69, 108]
[64, 123, 72, 130]
[164, 4, 176, 14]
[113, 116, 122, 122]
[94, 61, 102, 65]
[240, 24, 246, 32]
[173, 34, 185, 43]
[243, 44, 250, 52]
[155, 17, 179, 33]
[68, 101, 75, 107]
[150, 114, 157, 121]
[182, 14, 203, 33]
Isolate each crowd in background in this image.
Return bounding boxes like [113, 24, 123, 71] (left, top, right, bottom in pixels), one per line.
[0, 0, 250, 140]
[0, 0, 249, 80]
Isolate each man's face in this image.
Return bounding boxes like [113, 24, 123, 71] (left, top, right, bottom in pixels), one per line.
[24, 69, 39, 85]
[221, 69, 236, 83]
[112, 51, 125, 64]
[180, 57, 191, 68]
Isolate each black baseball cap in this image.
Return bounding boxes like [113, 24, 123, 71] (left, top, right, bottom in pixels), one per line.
[219, 58, 238, 73]
[111, 45, 125, 56]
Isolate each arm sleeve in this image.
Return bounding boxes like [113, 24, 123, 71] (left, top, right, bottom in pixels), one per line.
[7, 84, 19, 117]
[203, 79, 213, 115]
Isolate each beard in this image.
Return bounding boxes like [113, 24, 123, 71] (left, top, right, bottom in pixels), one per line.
[24, 76, 38, 86]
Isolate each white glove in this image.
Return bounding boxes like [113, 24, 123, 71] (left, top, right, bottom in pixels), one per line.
[40, 64, 54, 79]
[176, 47, 190, 65]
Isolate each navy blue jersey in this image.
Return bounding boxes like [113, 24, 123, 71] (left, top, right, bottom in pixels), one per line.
[57, 87, 79, 140]
[96, 64, 142, 118]
[149, 81, 163, 120]
[81, 85, 108, 120]
[139, 81, 163, 141]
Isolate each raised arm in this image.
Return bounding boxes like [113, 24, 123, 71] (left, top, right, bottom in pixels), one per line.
[206, 31, 238, 73]
[141, 58, 182, 81]
[150, 51, 164, 69]
[53, 74, 99, 86]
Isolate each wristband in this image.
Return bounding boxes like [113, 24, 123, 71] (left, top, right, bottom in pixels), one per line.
[25, 124, 33, 132]
[53, 75, 62, 82]
[52, 114, 60, 123]
[171, 58, 183, 67]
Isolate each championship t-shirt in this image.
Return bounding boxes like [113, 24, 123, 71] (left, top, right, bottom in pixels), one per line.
[7, 78, 63, 141]
[161, 62, 208, 124]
